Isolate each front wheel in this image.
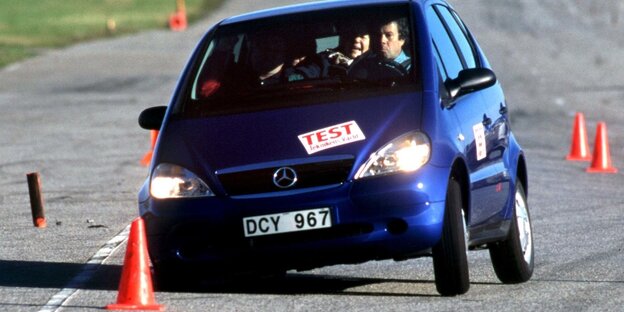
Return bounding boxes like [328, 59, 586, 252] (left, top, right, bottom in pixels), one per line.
[432, 177, 470, 296]
[488, 182, 534, 283]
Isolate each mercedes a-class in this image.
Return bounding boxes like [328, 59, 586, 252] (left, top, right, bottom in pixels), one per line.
[138, 0, 534, 295]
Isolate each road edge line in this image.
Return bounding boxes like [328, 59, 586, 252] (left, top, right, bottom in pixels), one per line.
[38, 224, 131, 312]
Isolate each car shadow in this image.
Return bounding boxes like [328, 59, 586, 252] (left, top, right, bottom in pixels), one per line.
[184, 273, 441, 298]
[154, 264, 479, 297]
[0, 259, 500, 297]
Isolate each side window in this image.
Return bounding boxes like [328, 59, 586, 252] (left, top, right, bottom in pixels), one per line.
[426, 5, 463, 79]
[436, 6, 477, 69]
[431, 40, 448, 82]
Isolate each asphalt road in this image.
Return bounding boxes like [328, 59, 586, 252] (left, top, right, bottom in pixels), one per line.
[1, 0, 623, 311]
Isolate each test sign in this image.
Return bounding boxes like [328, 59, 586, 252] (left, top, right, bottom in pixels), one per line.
[298, 121, 365, 154]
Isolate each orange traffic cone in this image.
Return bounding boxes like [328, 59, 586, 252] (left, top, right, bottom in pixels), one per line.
[586, 122, 618, 173]
[168, 10, 187, 31]
[140, 130, 158, 167]
[106, 218, 165, 311]
[566, 112, 592, 161]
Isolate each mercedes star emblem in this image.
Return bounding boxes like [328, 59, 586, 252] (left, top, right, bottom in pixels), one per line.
[273, 167, 298, 189]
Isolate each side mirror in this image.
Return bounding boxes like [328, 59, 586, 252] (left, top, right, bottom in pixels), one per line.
[445, 68, 496, 100]
[138, 106, 167, 130]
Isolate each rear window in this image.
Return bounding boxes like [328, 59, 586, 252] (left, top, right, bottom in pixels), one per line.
[177, 4, 420, 117]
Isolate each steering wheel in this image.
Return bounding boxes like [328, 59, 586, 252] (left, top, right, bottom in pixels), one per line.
[347, 53, 407, 81]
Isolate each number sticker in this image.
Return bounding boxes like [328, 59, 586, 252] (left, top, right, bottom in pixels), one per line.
[473, 123, 487, 161]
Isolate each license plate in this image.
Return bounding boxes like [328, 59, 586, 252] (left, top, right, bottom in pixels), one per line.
[243, 208, 332, 237]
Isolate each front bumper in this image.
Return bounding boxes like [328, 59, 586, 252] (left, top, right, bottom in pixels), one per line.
[139, 164, 450, 273]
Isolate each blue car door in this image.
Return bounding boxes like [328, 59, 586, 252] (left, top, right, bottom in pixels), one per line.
[443, 7, 512, 225]
[427, 4, 511, 228]
[477, 83, 512, 216]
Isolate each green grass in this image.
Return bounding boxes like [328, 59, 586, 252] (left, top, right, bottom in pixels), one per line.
[0, 0, 223, 68]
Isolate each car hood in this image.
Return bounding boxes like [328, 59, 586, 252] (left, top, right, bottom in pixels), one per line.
[155, 91, 423, 180]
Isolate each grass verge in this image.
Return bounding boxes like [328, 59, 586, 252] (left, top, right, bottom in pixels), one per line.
[0, 0, 223, 68]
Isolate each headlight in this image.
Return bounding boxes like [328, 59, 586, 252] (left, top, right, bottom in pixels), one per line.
[355, 132, 431, 179]
[150, 163, 214, 199]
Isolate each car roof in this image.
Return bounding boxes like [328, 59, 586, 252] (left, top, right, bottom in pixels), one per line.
[220, 0, 413, 25]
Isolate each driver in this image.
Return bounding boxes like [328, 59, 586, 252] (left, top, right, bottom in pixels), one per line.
[377, 17, 411, 70]
[346, 17, 411, 81]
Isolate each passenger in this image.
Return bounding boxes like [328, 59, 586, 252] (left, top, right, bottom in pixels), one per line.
[287, 22, 370, 80]
[248, 31, 290, 85]
[281, 34, 321, 82]
[326, 23, 371, 68]
[377, 17, 411, 69]
[248, 29, 323, 85]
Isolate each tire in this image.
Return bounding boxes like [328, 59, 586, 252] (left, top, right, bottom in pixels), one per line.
[488, 182, 534, 283]
[432, 177, 470, 296]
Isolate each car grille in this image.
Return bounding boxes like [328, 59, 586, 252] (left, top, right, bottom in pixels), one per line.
[217, 158, 354, 196]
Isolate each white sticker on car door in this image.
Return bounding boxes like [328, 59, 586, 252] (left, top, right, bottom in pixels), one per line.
[473, 123, 487, 161]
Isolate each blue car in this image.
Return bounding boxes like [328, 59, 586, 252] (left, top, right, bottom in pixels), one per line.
[138, 0, 533, 295]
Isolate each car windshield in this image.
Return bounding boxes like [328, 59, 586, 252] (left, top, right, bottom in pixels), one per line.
[178, 4, 419, 117]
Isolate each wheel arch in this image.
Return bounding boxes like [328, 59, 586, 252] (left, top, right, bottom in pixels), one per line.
[515, 153, 528, 197]
[449, 158, 470, 221]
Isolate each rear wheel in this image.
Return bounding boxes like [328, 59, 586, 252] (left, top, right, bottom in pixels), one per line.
[488, 182, 534, 283]
[432, 177, 470, 296]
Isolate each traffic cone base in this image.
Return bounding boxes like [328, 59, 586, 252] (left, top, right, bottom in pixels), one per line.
[106, 217, 164, 311]
[586, 167, 618, 174]
[586, 122, 618, 174]
[566, 112, 591, 161]
[105, 303, 165, 311]
[566, 154, 592, 162]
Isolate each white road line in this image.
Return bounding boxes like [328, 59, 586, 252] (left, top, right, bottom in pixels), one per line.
[38, 224, 131, 312]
